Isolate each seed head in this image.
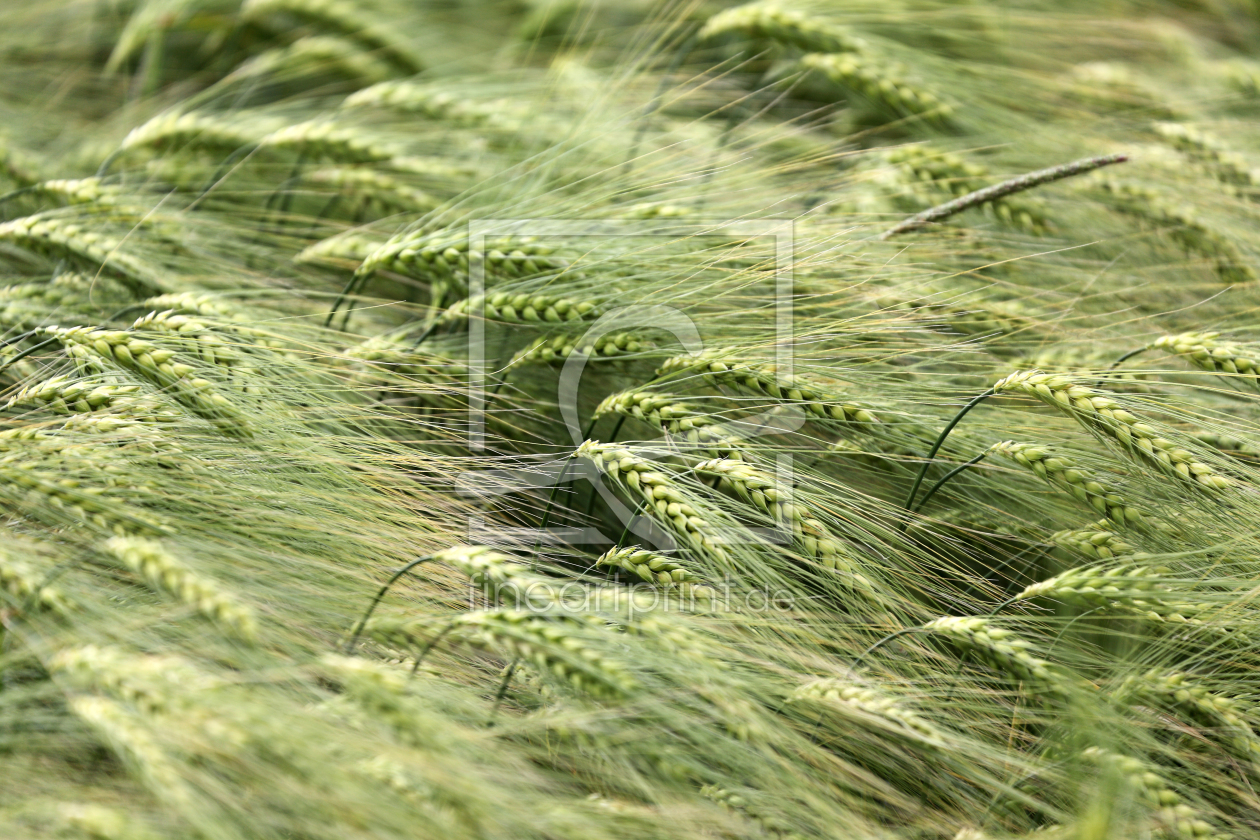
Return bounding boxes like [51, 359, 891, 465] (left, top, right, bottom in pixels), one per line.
[992, 373, 1229, 492]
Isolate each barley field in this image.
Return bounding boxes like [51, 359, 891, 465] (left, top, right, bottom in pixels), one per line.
[3, 1, 1260, 838]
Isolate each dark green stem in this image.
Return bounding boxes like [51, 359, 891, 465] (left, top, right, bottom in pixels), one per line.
[0, 337, 57, 375]
[537, 417, 600, 535]
[195, 143, 259, 203]
[271, 154, 308, 221]
[411, 622, 456, 676]
[988, 594, 1026, 617]
[903, 388, 995, 511]
[582, 415, 625, 523]
[851, 626, 928, 671]
[343, 555, 435, 653]
[912, 451, 989, 512]
[1097, 345, 1151, 386]
[95, 149, 124, 179]
[0, 330, 35, 349]
[407, 320, 438, 349]
[107, 303, 151, 324]
[488, 658, 520, 724]
[324, 270, 370, 328]
[0, 185, 38, 207]
[614, 497, 648, 549]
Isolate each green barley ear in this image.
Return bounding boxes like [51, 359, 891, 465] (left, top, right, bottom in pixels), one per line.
[922, 616, 1090, 699]
[139, 293, 255, 322]
[1097, 180, 1256, 284]
[593, 390, 748, 458]
[228, 36, 399, 89]
[67, 697, 197, 814]
[49, 645, 219, 715]
[879, 145, 1050, 234]
[0, 273, 125, 330]
[789, 677, 946, 748]
[349, 755, 439, 808]
[0, 212, 160, 295]
[1051, 527, 1136, 561]
[102, 537, 258, 641]
[40, 326, 252, 437]
[1011, 562, 1211, 628]
[340, 231, 575, 323]
[358, 232, 571, 294]
[1081, 747, 1230, 840]
[1066, 62, 1182, 120]
[593, 545, 708, 590]
[0, 540, 67, 614]
[700, 784, 807, 840]
[1153, 332, 1260, 391]
[4, 374, 143, 416]
[1017, 346, 1152, 387]
[507, 330, 657, 368]
[796, 52, 955, 127]
[432, 544, 566, 609]
[56, 414, 180, 441]
[259, 119, 398, 164]
[576, 441, 741, 569]
[442, 290, 602, 327]
[1117, 670, 1260, 772]
[692, 457, 879, 590]
[23, 177, 125, 207]
[0, 462, 170, 536]
[120, 110, 276, 156]
[305, 166, 436, 216]
[1185, 428, 1260, 462]
[130, 311, 242, 371]
[1153, 122, 1258, 190]
[454, 610, 641, 697]
[367, 609, 638, 698]
[884, 145, 987, 198]
[339, 334, 468, 377]
[317, 654, 456, 749]
[697, 3, 866, 55]
[340, 80, 510, 127]
[991, 441, 1154, 530]
[992, 372, 1231, 492]
[295, 230, 386, 269]
[880, 153, 1127, 239]
[655, 351, 880, 427]
[871, 285, 1035, 337]
[240, 0, 424, 75]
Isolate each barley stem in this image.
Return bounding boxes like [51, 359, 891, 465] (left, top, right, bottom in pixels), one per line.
[344, 555, 436, 654]
[879, 154, 1129, 239]
[851, 626, 929, 670]
[537, 417, 598, 535]
[903, 387, 994, 511]
[911, 451, 989, 512]
[0, 337, 56, 375]
[488, 658, 520, 723]
[583, 415, 626, 523]
[1101, 345, 1151, 384]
